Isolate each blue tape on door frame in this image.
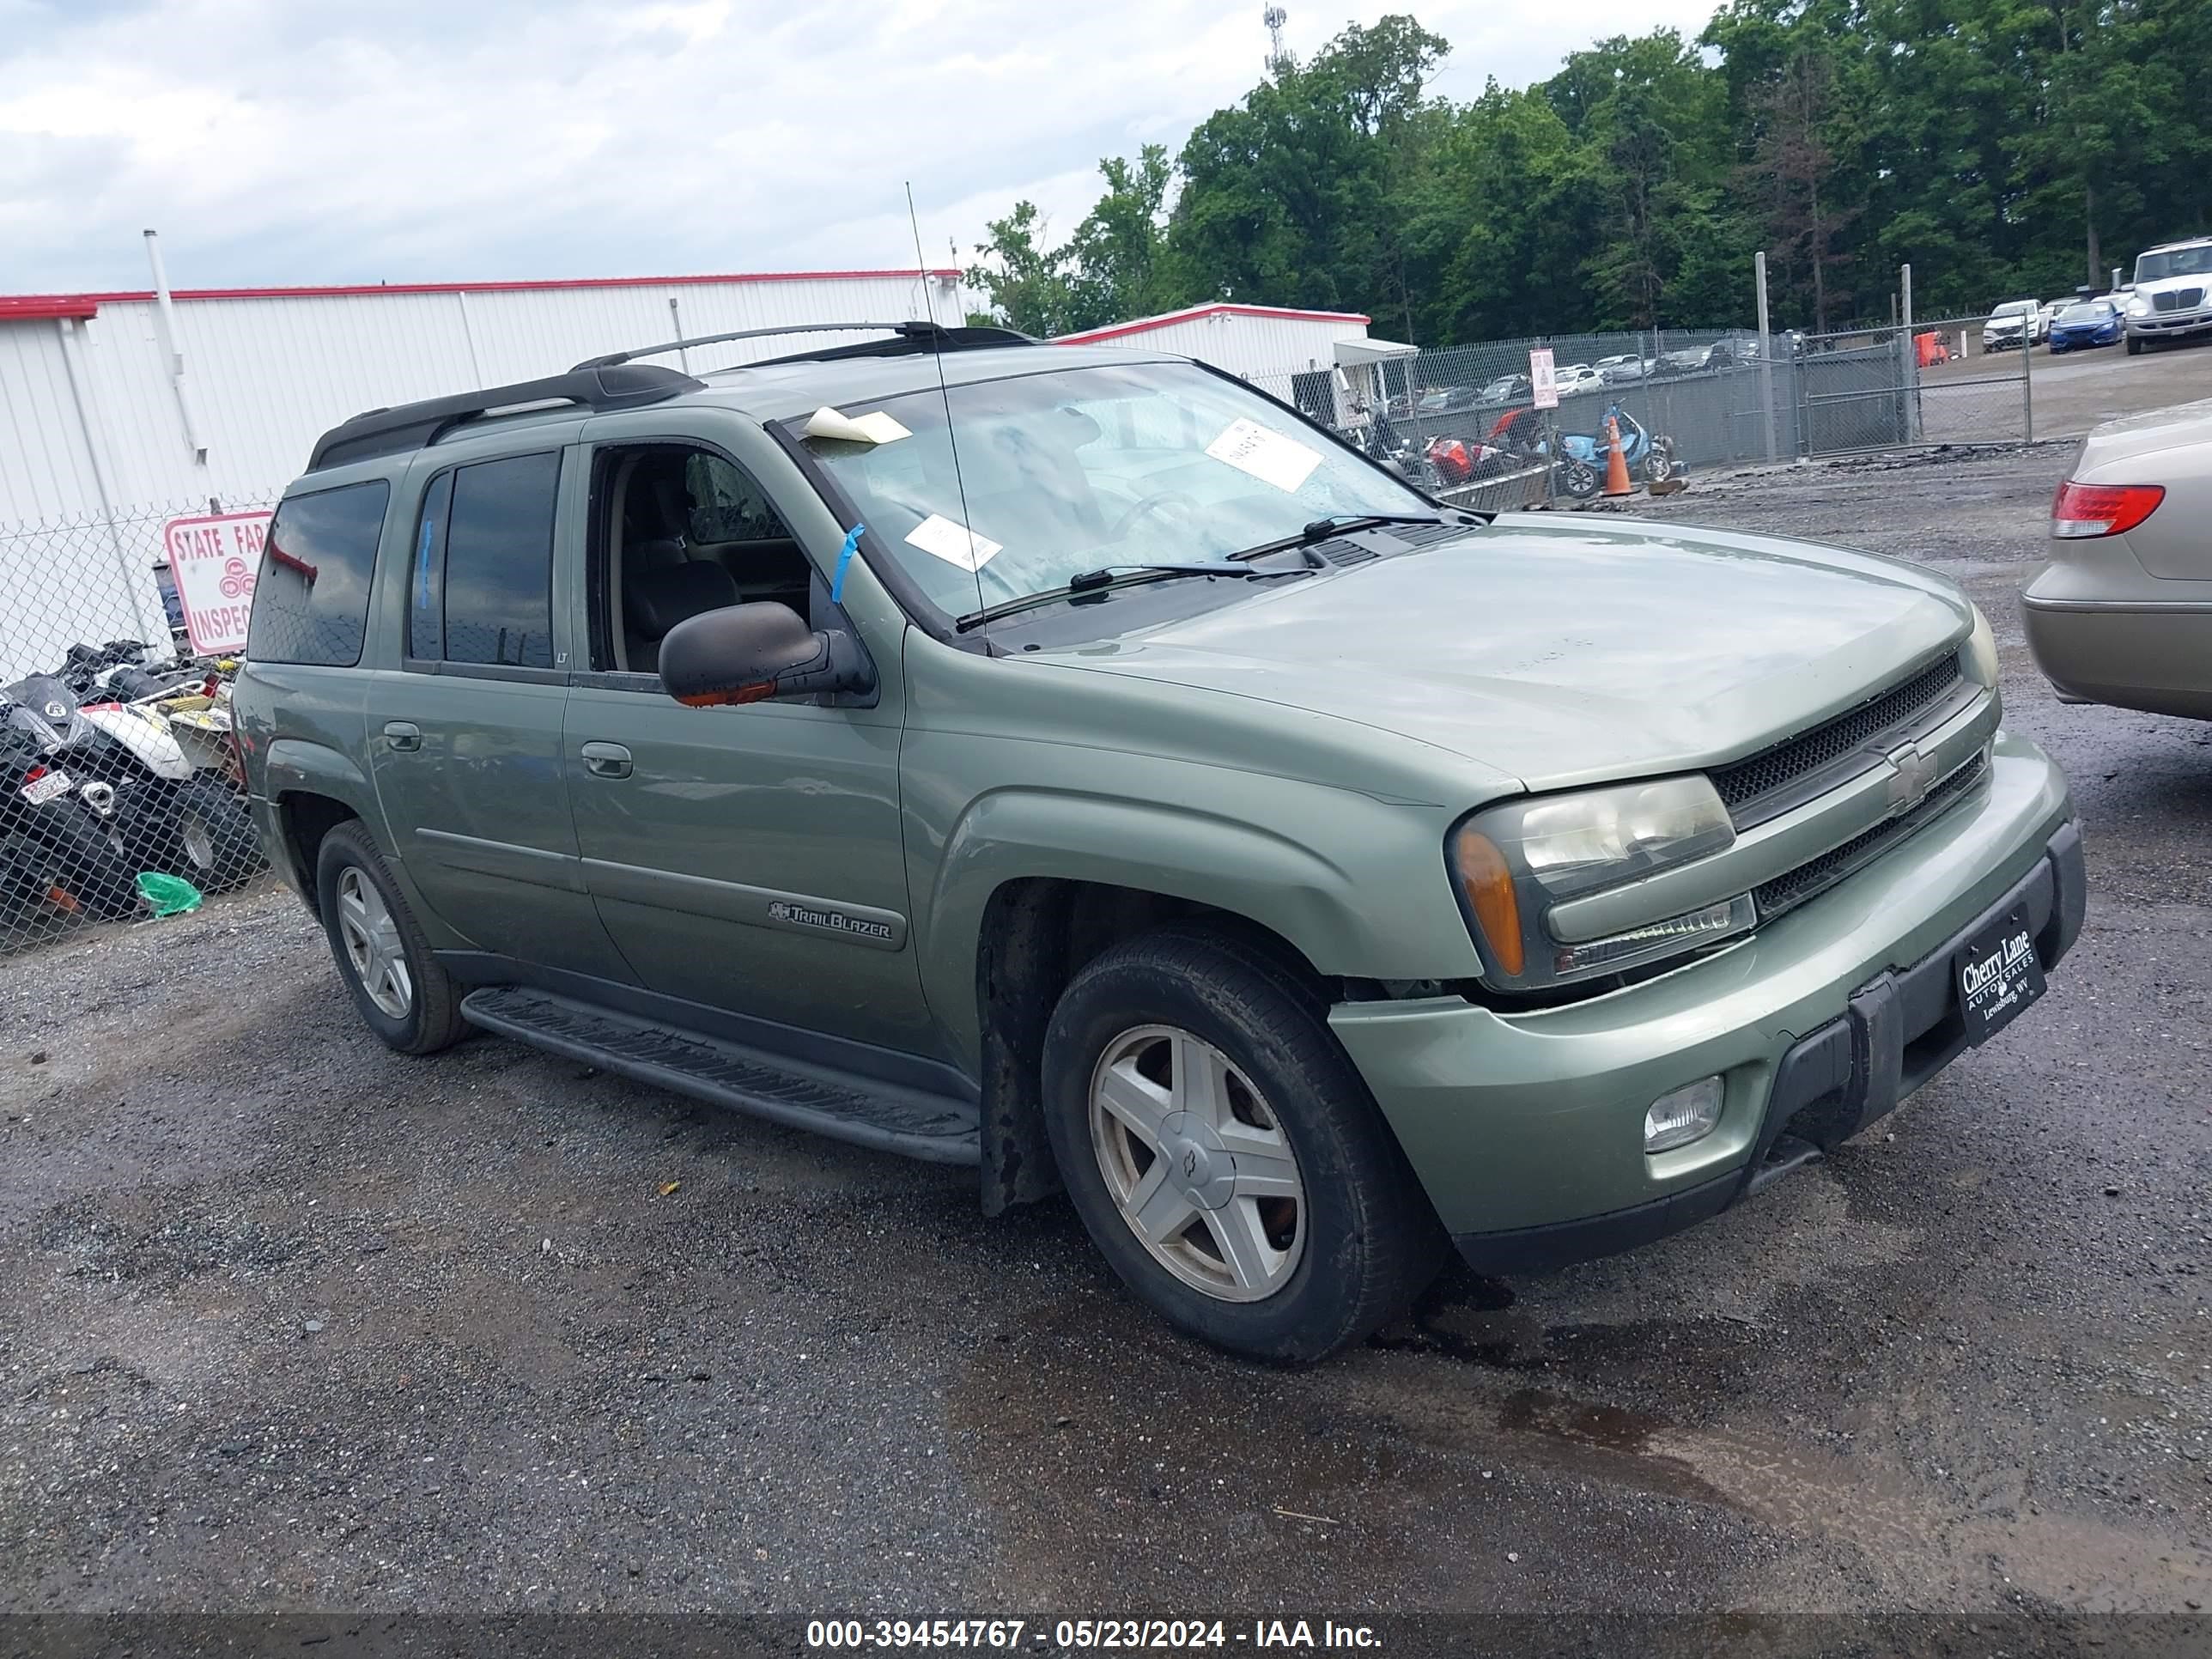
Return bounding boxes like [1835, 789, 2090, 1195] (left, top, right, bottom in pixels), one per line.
[830, 523, 865, 603]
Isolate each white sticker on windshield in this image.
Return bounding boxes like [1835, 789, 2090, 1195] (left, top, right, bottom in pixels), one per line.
[1206, 418, 1322, 493]
[804, 405, 913, 446]
[904, 514, 1003, 571]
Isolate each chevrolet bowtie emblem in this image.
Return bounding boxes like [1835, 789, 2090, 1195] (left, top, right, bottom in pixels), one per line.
[1887, 742, 1936, 811]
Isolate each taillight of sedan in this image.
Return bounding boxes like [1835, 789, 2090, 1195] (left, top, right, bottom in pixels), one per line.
[2050, 480, 2166, 539]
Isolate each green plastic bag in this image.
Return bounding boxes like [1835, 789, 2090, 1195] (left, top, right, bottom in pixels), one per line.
[136, 872, 204, 917]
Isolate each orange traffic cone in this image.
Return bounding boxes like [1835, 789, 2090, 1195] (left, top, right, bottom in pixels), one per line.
[1602, 416, 1634, 497]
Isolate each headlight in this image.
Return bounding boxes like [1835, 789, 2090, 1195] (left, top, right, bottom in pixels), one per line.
[2126, 295, 2150, 316]
[1449, 776, 1747, 989]
[1964, 604, 1999, 687]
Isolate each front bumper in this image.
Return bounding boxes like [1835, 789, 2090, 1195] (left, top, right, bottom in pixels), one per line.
[1329, 735, 2080, 1270]
[2125, 310, 2212, 340]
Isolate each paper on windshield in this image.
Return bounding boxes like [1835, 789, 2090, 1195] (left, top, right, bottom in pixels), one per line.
[904, 514, 1002, 571]
[1205, 418, 1322, 493]
[805, 405, 913, 445]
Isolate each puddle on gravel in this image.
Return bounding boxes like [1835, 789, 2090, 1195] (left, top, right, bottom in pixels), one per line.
[951, 1291, 2211, 1611]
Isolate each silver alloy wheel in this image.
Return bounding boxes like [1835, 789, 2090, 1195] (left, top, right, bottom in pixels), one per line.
[336, 866, 413, 1020]
[179, 811, 216, 873]
[1088, 1024, 1306, 1304]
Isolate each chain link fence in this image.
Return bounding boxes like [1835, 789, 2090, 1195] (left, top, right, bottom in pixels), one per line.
[1234, 315, 2033, 504]
[0, 500, 272, 955]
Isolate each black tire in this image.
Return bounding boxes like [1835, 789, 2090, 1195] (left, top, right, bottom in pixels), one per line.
[1041, 927, 1447, 1364]
[27, 805, 142, 921]
[2126, 334, 2143, 356]
[313, 819, 468, 1054]
[125, 775, 264, 892]
[1559, 459, 1601, 500]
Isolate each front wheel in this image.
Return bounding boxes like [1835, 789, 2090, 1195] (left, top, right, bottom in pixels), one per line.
[1558, 459, 1601, 499]
[2125, 334, 2143, 356]
[1041, 928, 1446, 1364]
[314, 820, 468, 1054]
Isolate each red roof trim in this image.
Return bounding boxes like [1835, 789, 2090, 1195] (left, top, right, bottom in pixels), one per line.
[0, 269, 963, 308]
[1054, 302, 1373, 343]
[0, 296, 101, 322]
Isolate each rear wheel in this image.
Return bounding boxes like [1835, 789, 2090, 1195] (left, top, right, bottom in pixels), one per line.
[125, 775, 264, 892]
[314, 820, 467, 1054]
[1042, 928, 1445, 1364]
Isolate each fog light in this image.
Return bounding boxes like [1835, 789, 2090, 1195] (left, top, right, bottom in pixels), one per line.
[1644, 1077, 1724, 1154]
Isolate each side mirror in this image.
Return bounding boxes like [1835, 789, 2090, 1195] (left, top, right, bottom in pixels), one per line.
[659, 602, 874, 708]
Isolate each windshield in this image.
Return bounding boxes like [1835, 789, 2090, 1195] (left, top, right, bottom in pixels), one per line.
[2136, 246, 2212, 283]
[2058, 301, 2113, 322]
[796, 361, 1432, 618]
[1991, 302, 2034, 319]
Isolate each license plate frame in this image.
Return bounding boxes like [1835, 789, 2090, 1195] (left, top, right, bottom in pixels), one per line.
[1954, 904, 2046, 1047]
[19, 770, 71, 805]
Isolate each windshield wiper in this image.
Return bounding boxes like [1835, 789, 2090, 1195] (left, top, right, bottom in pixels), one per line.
[1225, 511, 1474, 563]
[952, 562, 1306, 634]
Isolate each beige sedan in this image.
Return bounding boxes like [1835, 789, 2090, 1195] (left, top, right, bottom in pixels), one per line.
[2024, 398, 2212, 720]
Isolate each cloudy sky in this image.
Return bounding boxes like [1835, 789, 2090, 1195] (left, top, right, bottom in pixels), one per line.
[1, 0, 1723, 296]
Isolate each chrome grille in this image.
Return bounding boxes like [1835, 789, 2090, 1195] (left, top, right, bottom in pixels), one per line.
[1711, 654, 1967, 824]
[1754, 754, 1990, 921]
[2152, 288, 2204, 313]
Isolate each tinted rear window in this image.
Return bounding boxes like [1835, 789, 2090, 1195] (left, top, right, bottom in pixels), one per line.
[246, 480, 392, 666]
[441, 452, 560, 669]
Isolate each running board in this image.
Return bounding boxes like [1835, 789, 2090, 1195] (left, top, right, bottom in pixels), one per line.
[459, 986, 980, 1165]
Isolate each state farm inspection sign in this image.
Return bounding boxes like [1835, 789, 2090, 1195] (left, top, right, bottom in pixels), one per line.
[161, 509, 271, 657]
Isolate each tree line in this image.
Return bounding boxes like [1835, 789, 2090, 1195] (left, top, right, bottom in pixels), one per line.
[964, 3, 2212, 344]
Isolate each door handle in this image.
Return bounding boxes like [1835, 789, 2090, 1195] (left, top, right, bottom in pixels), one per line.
[580, 741, 633, 779]
[383, 720, 422, 753]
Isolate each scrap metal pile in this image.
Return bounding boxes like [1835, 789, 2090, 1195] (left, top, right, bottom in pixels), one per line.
[0, 638, 264, 947]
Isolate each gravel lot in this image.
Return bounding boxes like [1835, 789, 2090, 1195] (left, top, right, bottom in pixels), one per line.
[2, 442, 2207, 1641]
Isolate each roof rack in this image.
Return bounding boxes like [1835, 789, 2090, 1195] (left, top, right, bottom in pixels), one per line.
[307, 363, 702, 472]
[571, 319, 1035, 373]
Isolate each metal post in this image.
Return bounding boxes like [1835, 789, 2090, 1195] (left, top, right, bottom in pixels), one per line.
[1754, 252, 1778, 463]
[2021, 309, 2034, 443]
[55, 317, 164, 645]
[456, 289, 487, 388]
[143, 228, 206, 464]
[1900, 264, 1917, 444]
[669, 296, 691, 375]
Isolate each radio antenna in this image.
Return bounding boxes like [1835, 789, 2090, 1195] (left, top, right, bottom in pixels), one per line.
[906, 183, 984, 619]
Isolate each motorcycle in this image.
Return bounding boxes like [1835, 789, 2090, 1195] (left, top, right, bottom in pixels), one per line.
[0, 672, 259, 927]
[1422, 434, 1512, 487]
[0, 677, 149, 921]
[1522, 405, 1680, 500]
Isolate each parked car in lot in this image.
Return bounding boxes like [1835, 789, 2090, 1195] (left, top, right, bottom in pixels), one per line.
[1553, 362, 1603, 392]
[1599, 356, 1655, 385]
[2025, 398, 2212, 719]
[1983, 300, 2044, 351]
[236, 321, 2084, 1363]
[2122, 236, 2212, 354]
[1478, 373, 1531, 404]
[1416, 385, 1485, 415]
[2047, 298, 2124, 354]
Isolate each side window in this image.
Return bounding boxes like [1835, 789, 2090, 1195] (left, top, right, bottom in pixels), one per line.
[592, 443, 814, 676]
[407, 471, 453, 660]
[246, 479, 392, 666]
[440, 452, 561, 670]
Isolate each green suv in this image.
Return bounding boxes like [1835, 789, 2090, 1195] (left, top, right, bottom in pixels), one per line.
[234, 322, 2084, 1362]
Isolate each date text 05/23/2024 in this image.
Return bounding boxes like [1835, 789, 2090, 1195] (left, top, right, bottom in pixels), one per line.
[805, 1619, 1382, 1650]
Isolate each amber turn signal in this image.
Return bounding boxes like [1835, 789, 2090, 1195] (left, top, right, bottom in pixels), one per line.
[1452, 830, 1523, 977]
